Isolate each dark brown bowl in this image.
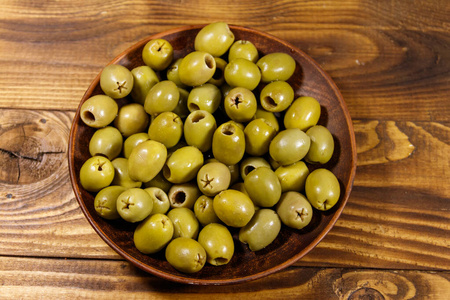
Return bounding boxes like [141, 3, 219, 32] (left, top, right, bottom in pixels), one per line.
[68, 24, 357, 285]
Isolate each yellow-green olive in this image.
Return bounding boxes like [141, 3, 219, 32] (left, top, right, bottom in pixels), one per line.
[178, 51, 216, 87]
[143, 171, 172, 194]
[257, 52, 296, 83]
[224, 58, 261, 91]
[80, 95, 118, 129]
[274, 161, 309, 192]
[269, 128, 311, 166]
[144, 80, 180, 116]
[207, 57, 227, 87]
[163, 146, 204, 184]
[100, 64, 134, 99]
[148, 111, 183, 149]
[305, 125, 335, 164]
[184, 110, 217, 152]
[114, 103, 149, 137]
[212, 121, 245, 165]
[167, 207, 200, 239]
[238, 209, 281, 251]
[228, 40, 259, 63]
[198, 223, 234, 266]
[260, 81, 294, 113]
[213, 189, 255, 227]
[244, 167, 281, 207]
[197, 162, 231, 196]
[168, 182, 202, 209]
[187, 83, 221, 114]
[166, 58, 188, 88]
[276, 191, 313, 229]
[253, 106, 279, 132]
[142, 38, 174, 71]
[116, 188, 153, 223]
[130, 65, 160, 105]
[111, 157, 142, 188]
[89, 126, 123, 160]
[165, 237, 207, 273]
[244, 118, 277, 156]
[134, 213, 174, 254]
[122, 132, 149, 159]
[94, 185, 127, 220]
[194, 22, 235, 57]
[79, 156, 115, 192]
[194, 195, 221, 226]
[224, 87, 257, 123]
[239, 157, 271, 181]
[144, 187, 170, 215]
[284, 96, 321, 131]
[305, 168, 340, 211]
[172, 87, 190, 119]
[128, 139, 167, 183]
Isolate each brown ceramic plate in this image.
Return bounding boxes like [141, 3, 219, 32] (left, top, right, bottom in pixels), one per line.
[68, 24, 357, 285]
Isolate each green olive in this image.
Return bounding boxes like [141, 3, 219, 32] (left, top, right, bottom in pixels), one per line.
[163, 146, 204, 184]
[144, 187, 170, 215]
[165, 237, 207, 273]
[228, 40, 259, 63]
[89, 126, 123, 160]
[134, 213, 174, 254]
[122, 132, 149, 159]
[178, 51, 216, 87]
[276, 191, 313, 229]
[239, 157, 271, 181]
[223, 87, 257, 123]
[305, 168, 340, 211]
[212, 121, 246, 165]
[257, 52, 296, 83]
[198, 223, 234, 266]
[142, 38, 174, 71]
[100, 64, 134, 99]
[213, 189, 255, 227]
[239, 209, 281, 251]
[167, 207, 200, 239]
[143, 171, 172, 194]
[94, 185, 127, 220]
[253, 106, 279, 132]
[244, 118, 277, 156]
[274, 161, 309, 192]
[144, 80, 180, 116]
[166, 58, 188, 88]
[224, 58, 261, 91]
[79, 156, 115, 192]
[269, 128, 311, 166]
[305, 125, 335, 164]
[114, 103, 149, 137]
[260, 81, 294, 113]
[116, 188, 153, 223]
[111, 157, 142, 188]
[148, 111, 183, 149]
[194, 22, 235, 57]
[284, 96, 321, 131]
[208, 57, 227, 87]
[130, 65, 160, 105]
[187, 83, 221, 114]
[128, 139, 167, 183]
[172, 87, 190, 119]
[184, 110, 217, 152]
[194, 195, 221, 226]
[80, 95, 118, 128]
[244, 167, 281, 207]
[197, 162, 231, 196]
[230, 182, 250, 197]
[168, 182, 202, 210]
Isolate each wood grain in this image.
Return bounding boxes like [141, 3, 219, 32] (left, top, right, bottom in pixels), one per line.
[0, 256, 448, 299]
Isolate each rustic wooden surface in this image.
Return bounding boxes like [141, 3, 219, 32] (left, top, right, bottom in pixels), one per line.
[0, 0, 449, 298]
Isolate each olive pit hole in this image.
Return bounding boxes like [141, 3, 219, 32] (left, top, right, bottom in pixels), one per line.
[191, 112, 205, 123]
[214, 257, 229, 265]
[244, 165, 256, 175]
[212, 68, 223, 80]
[221, 124, 235, 136]
[263, 96, 278, 108]
[173, 191, 186, 205]
[189, 103, 200, 111]
[163, 165, 171, 179]
[82, 111, 96, 123]
[205, 55, 215, 69]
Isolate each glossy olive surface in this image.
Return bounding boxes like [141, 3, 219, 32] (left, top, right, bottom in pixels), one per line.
[134, 213, 174, 254]
[94, 185, 127, 220]
[88, 126, 123, 160]
[69, 25, 356, 285]
[269, 128, 311, 166]
[305, 168, 341, 211]
[165, 237, 207, 274]
[244, 167, 282, 207]
[142, 38, 174, 71]
[194, 22, 235, 57]
[212, 121, 246, 165]
[100, 64, 134, 99]
[198, 223, 234, 266]
[127, 139, 167, 183]
[79, 155, 115, 192]
[130, 65, 160, 105]
[276, 191, 313, 230]
[113, 103, 149, 137]
[213, 189, 255, 228]
[239, 209, 281, 251]
[80, 95, 118, 128]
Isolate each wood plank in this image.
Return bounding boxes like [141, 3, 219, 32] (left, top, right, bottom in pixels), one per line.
[0, 108, 448, 270]
[0, 1, 448, 121]
[0, 256, 448, 299]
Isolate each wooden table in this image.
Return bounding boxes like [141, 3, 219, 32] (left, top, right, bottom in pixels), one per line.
[1, 0, 448, 298]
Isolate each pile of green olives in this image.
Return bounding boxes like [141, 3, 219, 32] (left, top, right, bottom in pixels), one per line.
[79, 22, 340, 274]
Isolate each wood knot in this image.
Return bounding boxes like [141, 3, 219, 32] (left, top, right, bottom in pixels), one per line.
[348, 287, 385, 300]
